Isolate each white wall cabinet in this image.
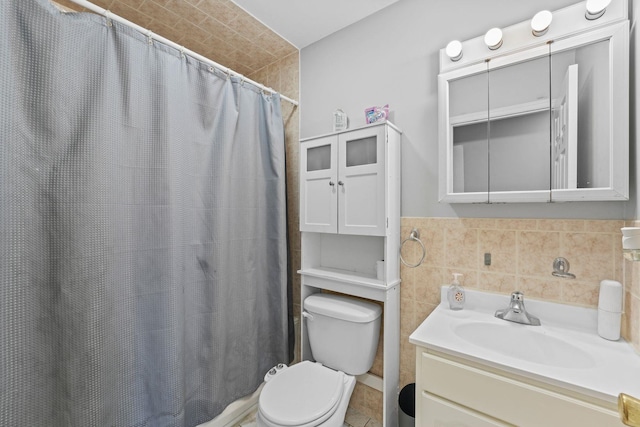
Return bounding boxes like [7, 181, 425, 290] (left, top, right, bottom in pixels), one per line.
[438, 0, 628, 203]
[300, 123, 397, 236]
[415, 348, 623, 427]
[299, 122, 402, 426]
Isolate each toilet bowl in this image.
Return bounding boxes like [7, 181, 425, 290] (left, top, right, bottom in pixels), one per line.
[257, 361, 355, 427]
[257, 293, 382, 427]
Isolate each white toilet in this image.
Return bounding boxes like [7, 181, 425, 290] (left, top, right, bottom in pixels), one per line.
[257, 293, 382, 427]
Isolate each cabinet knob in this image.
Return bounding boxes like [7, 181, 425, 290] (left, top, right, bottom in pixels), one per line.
[338, 181, 344, 186]
[329, 181, 335, 186]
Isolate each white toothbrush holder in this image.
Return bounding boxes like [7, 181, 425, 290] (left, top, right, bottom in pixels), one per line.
[597, 280, 623, 341]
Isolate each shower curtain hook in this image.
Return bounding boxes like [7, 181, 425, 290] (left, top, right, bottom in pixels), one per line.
[104, 10, 113, 27]
[146, 30, 154, 45]
[225, 69, 232, 80]
[179, 46, 185, 59]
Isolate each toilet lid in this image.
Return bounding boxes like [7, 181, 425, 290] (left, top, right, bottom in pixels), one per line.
[259, 361, 344, 426]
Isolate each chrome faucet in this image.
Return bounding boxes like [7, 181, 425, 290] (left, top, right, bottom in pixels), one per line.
[495, 291, 541, 326]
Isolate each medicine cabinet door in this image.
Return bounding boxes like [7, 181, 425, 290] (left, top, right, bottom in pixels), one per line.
[487, 47, 551, 203]
[300, 136, 338, 233]
[439, 62, 489, 203]
[338, 126, 386, 236]
[549, 22, 629, 201]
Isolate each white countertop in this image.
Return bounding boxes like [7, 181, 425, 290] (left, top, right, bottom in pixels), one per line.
[409, 288, 640, 404]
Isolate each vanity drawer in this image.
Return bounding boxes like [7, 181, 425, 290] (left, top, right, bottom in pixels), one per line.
[420, 391, 510, 427]
[420, 351, 622, 427]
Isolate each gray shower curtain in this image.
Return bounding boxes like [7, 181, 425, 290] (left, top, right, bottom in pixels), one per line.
[0, 1, 289, 426]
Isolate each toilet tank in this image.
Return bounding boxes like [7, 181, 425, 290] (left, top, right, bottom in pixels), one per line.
[303, 293, 382, 376]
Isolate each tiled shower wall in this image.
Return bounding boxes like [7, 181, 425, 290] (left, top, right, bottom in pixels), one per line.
[52, 0, 297, 76]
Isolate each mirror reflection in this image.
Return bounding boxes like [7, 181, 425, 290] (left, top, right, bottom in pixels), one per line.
[450, 70, 489, 196]
[488, 55, 550, 194]
[551, 39, 610, 191]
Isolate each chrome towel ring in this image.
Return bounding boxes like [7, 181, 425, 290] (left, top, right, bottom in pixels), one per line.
[400, 228, 426, 268]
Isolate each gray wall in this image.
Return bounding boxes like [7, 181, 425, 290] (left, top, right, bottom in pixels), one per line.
[300, 0, 636, 219]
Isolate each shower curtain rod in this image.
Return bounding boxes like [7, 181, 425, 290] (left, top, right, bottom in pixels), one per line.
[62, 0, 299, 107]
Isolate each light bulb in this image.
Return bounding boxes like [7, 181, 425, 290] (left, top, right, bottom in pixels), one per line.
[484, 28, 503, 50]
[531, 10, 553, 36]
[585, 0, 612, 20]
[445, 40, 463, 61]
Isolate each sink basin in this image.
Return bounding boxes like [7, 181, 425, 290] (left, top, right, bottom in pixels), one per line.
[454, 322, 596, 369]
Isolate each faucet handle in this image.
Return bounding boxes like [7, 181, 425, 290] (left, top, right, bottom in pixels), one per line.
[511, 291, 525, 301]
[508, 291, 526, 315]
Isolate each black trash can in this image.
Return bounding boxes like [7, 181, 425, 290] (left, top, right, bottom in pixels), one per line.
[398, 383, 415, 427]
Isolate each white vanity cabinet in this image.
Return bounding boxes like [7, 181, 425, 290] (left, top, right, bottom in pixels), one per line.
[300, 122, 400, 236]
[299, 122, 402, 426]
[415, 348, 622, 427]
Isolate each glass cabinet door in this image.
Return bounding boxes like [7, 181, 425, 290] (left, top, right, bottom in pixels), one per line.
[306, 144, 332, 172]
[300, 136, 338, 233]
[338, 125, 386, 236]
[345, 135, 377, 167]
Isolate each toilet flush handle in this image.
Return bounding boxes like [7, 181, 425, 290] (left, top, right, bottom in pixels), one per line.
[302, 311, 314, 321]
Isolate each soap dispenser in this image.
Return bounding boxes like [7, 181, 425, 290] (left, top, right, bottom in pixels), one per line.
[447, 273, 465, 310]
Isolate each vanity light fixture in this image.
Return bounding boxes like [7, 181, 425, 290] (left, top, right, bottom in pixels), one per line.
[484, 27, 503, 50]
[531, 10, 553, 36]
[445, 40, 463, 61]
[585, 0, 612, 20]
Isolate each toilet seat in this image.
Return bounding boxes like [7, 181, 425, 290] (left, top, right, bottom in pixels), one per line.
[259, 361, 345, 426]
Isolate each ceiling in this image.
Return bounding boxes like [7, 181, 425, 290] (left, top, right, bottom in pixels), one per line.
[229, 0, 400, 48]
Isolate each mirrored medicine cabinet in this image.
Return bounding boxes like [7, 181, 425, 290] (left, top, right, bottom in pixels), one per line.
[438, 0, 629, 203]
